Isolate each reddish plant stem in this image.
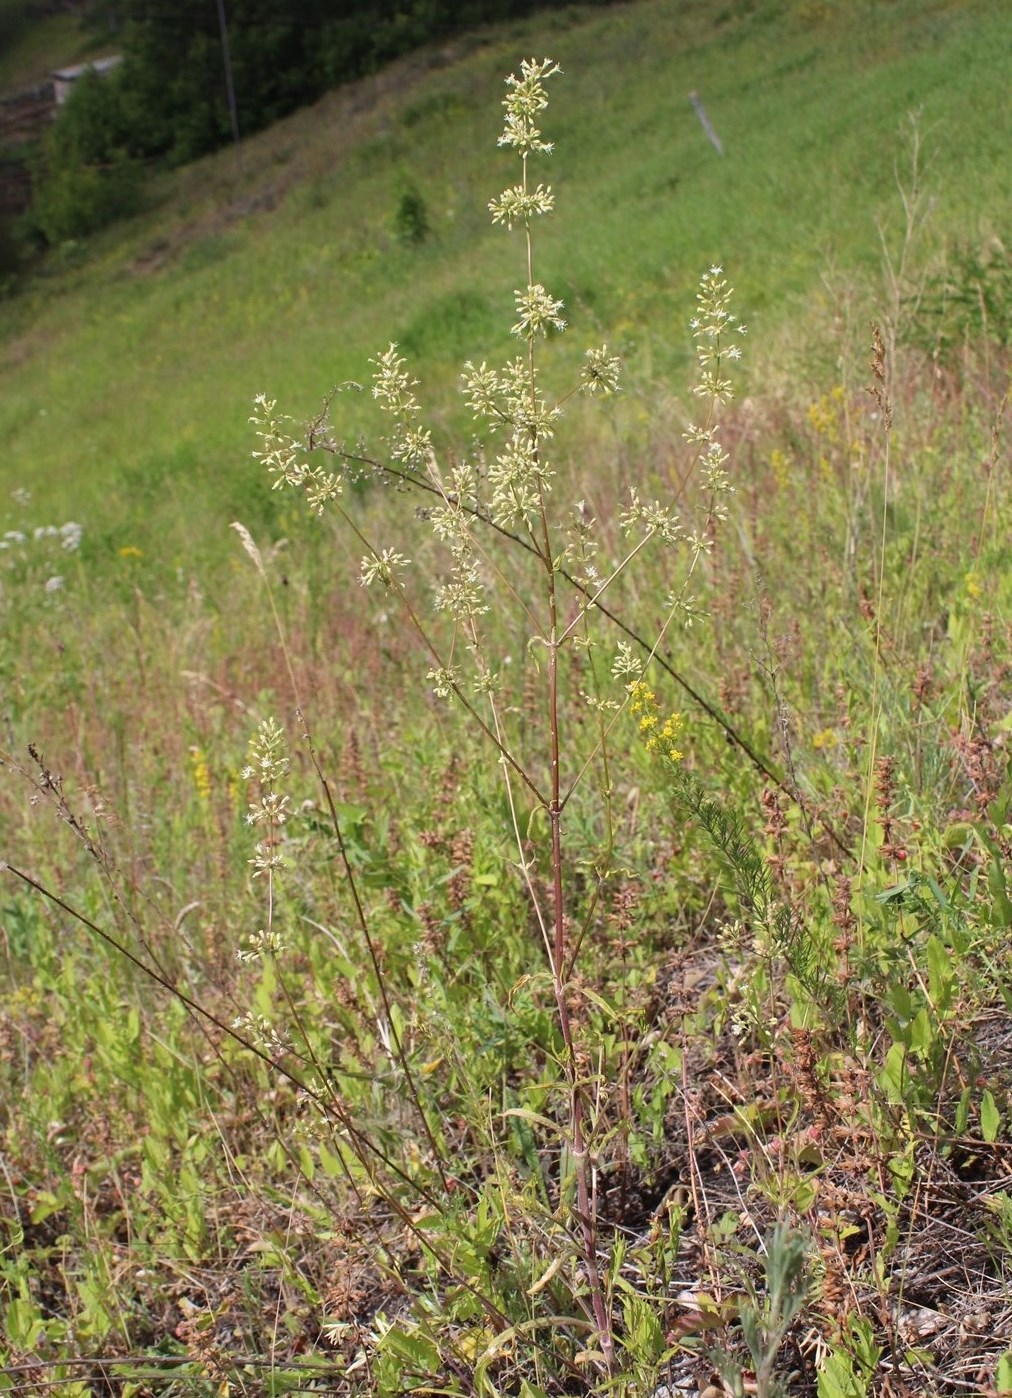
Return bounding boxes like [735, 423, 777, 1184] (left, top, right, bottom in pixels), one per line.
[544, 560, 615, 1373]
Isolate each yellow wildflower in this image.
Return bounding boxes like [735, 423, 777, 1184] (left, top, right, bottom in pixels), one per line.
[628, 680, 684, 762]
[189, 746, 212, 804]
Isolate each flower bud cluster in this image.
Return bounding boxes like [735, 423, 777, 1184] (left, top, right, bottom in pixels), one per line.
[690, 266, 746, 405]
[371, 345, 433, 469]
[496, 57, 560, 157]
[251, 394, 342, 515]
[237, 717, 290, 961]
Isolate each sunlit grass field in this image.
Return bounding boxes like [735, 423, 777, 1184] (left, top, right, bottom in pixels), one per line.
[1, 1, 1011, 1394]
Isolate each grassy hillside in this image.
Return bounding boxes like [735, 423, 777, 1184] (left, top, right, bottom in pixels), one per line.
[0, 0, 110, 90]
[0, 0, 1008, 570]
[1, 3, 1011, 1395]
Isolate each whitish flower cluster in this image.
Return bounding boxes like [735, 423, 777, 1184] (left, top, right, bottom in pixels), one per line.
[0, 520, 83, 598]
[232, 1010, 290, 1056]
[426, 665, 462, 699]
[434, 549, 489, 621]
[238, 717, 290, 962]
[461, 357, 558, 528]
[497, 56, 560, 156]
[47, 522, 82, 550]
[566, 498, 601, 591]
[580, 346, 622, 396]
[461, 357, 560, 440]
[428, 458, 490, 621]
[488, 182, 554, 230]
[682, 267, 743, 531]
[665, 591, 708, 629]
[512, 283, 565, 340]
[1, 521, 83, 553]
[611, 641, 643, 681]
[237, 927, 287, 964]
[618, 489, 683, 544]
[359, 548, 411, 589]
[690, 266, 746, 402]
[251, 394, 342, 515]
[371, 344, 433, 470]
[243, 721, 290, 861]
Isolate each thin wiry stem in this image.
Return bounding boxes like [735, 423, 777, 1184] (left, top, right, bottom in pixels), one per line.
[327, 447, 852, 857]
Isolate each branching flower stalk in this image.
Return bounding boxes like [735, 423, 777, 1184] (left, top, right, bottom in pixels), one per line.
[237, 716, 290, 966]
[484, 59, 618, 1369]
[251, 57, 746, 1376]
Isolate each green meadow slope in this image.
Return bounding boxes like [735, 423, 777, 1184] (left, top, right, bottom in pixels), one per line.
[0, 0, 1008, 573]
[0, 0, 108, 90]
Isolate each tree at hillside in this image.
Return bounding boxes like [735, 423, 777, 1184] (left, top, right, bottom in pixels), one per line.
[108, 0, 615, 164]
[22, 0, 615, 245]
[31, 67, 142, 243]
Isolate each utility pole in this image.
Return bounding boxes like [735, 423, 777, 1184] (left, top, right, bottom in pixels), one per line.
[215, 0, 241, 156]
[689, 91, 724, 157]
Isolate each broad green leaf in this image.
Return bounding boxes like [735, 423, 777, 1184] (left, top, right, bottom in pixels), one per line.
[317, 1139, 343, 1178]
[980, 1089, 1001, 1143]
[996, 1350, 1012, 1394]
[879, 1041, 908, 1104]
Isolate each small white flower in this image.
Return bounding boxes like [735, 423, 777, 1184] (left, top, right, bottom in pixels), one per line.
[488, 182, 555, 229]
[580, 345, 622, 395]
[236, 928, 287, 963]
[511, 283, 565, 339]
[44, 575, 64, 593]
[359, 549, 410, 588]
[497, 58, 561, 157]
[426, 665, 461, 699]
[611, 642, 642, 680]
[461, 360, 502, 423]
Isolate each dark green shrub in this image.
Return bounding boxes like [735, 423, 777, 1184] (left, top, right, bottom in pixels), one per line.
[0, 211, 22, 290]
[913, 240, 1012, 359]
[395, 181, 430, 245]
[31, 69, 143, 244]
